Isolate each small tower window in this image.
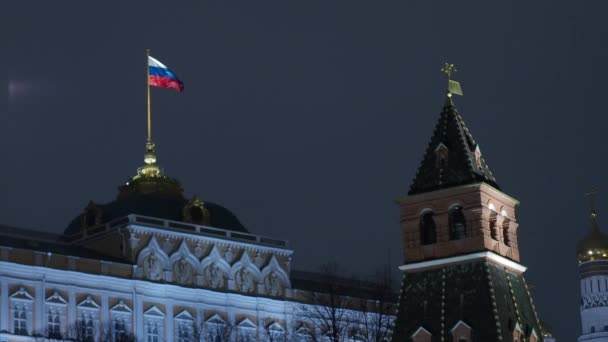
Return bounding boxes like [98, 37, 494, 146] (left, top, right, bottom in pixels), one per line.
[449, 206, 467, 240]
[489, 210, 498, 240]
[435, 143, 448, 169]
[420, 212, 437, 245]
[473, 145, 482, 169]
[503, 219, 511, 246]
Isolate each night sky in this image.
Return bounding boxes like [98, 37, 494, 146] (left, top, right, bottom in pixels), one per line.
[2, 1, 606, 340]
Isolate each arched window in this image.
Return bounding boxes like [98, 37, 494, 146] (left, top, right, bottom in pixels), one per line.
[420, 212, 437, 245]
[489, 210, 498, 240]
[591, 326, 596, 334]
[503, 219, 511, 246]
[449, 206, 467, 240]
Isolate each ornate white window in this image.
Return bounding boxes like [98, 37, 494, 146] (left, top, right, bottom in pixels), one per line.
[295, 326, 313, 342]
[47, 311, 61, 338]
[111, 300, 133, 341]
[206, 314, 228, 342]
[321, 331, 334, 342]
[77, 296, 100, 341]
[349, 334, 366, 341]
[10, 287, 34, 336]
[174, 310, 194, 342]
[144, 306, 165, 342]
[13, 306, 28, 335]
[266, 321, 285, 341]
[236, 318, 257, 342]
[46, 291, 68, 339]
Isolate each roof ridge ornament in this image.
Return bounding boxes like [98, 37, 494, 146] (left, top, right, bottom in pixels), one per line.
[441, 63, 463, 97]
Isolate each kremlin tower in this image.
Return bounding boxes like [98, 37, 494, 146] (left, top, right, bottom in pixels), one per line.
[390, 66, 544, 341]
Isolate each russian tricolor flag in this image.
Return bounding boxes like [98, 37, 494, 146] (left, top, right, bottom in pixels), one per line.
[148, 56, 184, 92]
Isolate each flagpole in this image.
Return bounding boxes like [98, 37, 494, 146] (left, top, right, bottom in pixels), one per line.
[146, 48, 152, 143]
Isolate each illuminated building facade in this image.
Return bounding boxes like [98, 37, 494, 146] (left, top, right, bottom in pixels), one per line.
[0, 140, 394, 341]
[577, 208, 608, 342]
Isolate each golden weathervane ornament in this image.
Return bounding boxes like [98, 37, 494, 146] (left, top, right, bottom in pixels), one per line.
[441, 63, 463, 97]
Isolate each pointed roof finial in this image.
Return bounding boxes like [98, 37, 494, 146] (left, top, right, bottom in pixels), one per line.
[136, 141, 161, 178]
[586, 190, 599, 224]
[441, 63, 463, 97]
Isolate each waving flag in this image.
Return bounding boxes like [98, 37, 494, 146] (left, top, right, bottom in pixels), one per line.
[148, 56, 184, 92]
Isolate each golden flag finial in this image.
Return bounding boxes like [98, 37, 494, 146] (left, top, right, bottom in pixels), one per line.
[441, 63, 463, 97]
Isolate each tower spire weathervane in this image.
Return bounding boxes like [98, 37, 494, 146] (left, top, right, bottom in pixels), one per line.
[441, 63, 463, 97]
[586, 190, 599, 221]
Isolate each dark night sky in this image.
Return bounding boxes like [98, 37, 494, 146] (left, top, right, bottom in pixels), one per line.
[2, 1, 607, 340]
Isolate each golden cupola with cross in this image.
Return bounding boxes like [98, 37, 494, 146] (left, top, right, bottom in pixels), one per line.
[577, 197, 608, 263]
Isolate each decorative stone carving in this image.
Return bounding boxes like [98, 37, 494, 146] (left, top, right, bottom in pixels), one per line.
[173, 259, 194, 285]
[194, 241, 204, 258]
[129, 233, 140, 250]
[204, 264, 225, 289]
[224, 247, 234, 264]
[264, 271, 283, 296]
[163, 238, 174, 253]
[255, 252, 264, 268]
[285, 257, 291, 271]
[261, 255, 291, 295]
[235, 268, 255, 293]
[144, 254, 163, 280]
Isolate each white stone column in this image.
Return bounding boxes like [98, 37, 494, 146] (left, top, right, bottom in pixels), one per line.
[34, 282, 44, 334]
[257, 303, 266, 341]
[285, 303, 295, 341]
[227, 309, 236, 342]
[196, 307, 204, 342]
[134, 292, 143, 338]
[0, 280, 8, 331]
[101, 294, 109, 333]
[165, 304, 174, 342]
[68, 288, 76, 326]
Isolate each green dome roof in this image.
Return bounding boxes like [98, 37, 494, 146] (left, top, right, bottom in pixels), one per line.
[64, 174, 248, 236]
[577, 210, 608, 262]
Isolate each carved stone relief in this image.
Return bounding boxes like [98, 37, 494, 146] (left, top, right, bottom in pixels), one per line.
[204, 264, 225, 289]
[224, 247, 234, 264]
[143, 254, 163, 281]
[173, 259, 194, 285]
[235, 268, 255, 293]
[264, 271, 282, 296]
[254, 252, 264, 268]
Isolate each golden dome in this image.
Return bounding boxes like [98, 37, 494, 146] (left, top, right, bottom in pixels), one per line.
[577, 210, 608, 263]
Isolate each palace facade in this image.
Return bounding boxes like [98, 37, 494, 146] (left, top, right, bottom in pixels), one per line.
[0, 141, 393, 342]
